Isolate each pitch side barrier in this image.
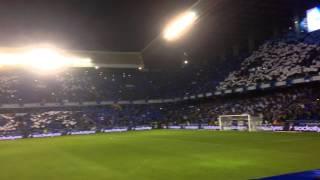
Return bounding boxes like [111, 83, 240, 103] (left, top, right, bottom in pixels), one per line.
[1, 125, 320, 141]
[168, 125, 320, 132]
[293, 126, 320, 132]
[0, 126, 153, 141]
[166, 125, 285, 131]
[0, 135, 23, 141]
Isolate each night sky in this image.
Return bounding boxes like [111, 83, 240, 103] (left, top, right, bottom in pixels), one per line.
[0, 0, 195, 51]
[0, 0, 318, 68]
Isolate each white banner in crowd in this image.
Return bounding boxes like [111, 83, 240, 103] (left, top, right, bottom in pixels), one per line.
[70, 130, 96, 135]
[104, 128, 128, 133]
[224, 126, 247, 131]
[0, 135, 23, 140]
[202, 126, 221, 130]
[133, 126, 152, 131]
[258, 126, 284, 131]
[184, 126, 199, 130]
[168, 126, 181, 129]
[31, 133, 62, 138]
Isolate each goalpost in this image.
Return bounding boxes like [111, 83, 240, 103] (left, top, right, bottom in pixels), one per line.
[218, 114, 262, 132]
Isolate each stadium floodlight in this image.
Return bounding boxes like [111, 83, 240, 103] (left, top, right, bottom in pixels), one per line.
[0, 46, 93, 72]
[163, 11, 198, 41]
[25, 48, 71, 71]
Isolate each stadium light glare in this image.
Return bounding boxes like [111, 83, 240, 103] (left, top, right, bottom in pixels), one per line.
[0, 47, 93, 72]
[25, 48, 69, 71]
[163, 11, 197, 41]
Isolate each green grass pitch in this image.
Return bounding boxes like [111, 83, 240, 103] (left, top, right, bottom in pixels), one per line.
[0, 130, 319, 180]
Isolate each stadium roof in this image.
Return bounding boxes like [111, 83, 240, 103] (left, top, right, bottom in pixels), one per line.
[71, 50, 143, 68]
[0, 0, 318, 68]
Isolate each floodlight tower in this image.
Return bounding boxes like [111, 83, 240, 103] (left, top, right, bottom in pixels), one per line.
[163, 11, 198, 41]
[162, 10, 198, 66]
[141, 0, 220, 68]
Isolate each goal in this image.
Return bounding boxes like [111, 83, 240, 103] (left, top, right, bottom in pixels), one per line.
[218, 114, 262, 132]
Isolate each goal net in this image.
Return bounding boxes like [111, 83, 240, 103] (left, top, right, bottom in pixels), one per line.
[218, 114, 262, 132]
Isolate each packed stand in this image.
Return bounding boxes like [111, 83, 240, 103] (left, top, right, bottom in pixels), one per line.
[0, 66, 229, 104]
[165, 84, 320, 126]
[218, 30, 320, 90]
[1, 83, 320, 136]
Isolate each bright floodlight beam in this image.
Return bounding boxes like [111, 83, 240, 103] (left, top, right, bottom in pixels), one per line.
[163, 11, 198, 41]
[0, 47, 92, 72]
[26, 48, 70, 71]
[25, 48, 92, 71]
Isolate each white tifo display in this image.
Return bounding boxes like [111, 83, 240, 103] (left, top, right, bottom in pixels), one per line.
[218, 114, 262, 132]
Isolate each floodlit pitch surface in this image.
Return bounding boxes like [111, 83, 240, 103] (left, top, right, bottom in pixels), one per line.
[0, 130, 319, 180]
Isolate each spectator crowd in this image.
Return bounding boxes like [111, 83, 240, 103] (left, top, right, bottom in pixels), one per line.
[218, 31, 320, 90]
[1, 30, 320, 136]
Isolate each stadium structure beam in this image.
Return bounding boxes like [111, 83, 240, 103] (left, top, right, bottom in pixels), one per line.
[70, 50, 143, 69]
